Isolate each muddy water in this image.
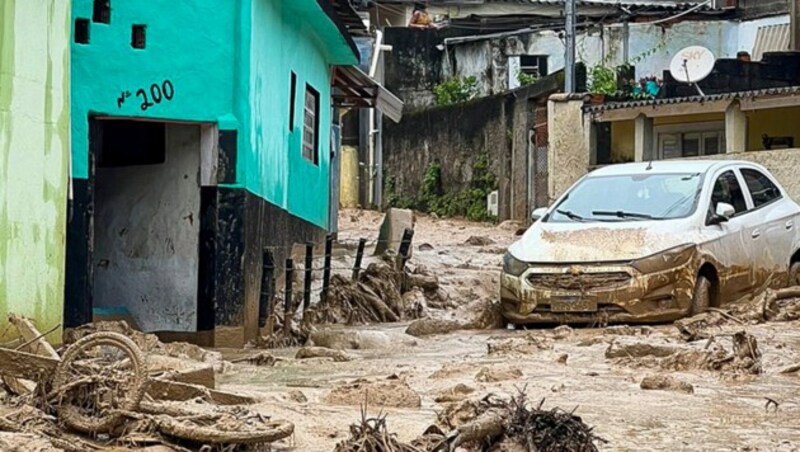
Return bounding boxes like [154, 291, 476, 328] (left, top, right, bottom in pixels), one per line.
[217, 320, 800, 451]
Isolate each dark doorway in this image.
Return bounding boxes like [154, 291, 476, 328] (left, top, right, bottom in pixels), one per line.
[67, 118, 203, 333]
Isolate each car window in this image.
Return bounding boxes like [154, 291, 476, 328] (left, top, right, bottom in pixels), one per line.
[741, 168, 782, 208]
[710, 170, 747, 215]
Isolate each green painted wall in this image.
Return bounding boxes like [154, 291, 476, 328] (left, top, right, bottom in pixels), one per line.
[0, 0, 71, 343]
[71, 0, 241, 179]
[72, 0, 358, 229]
[249, 0, 357, 227]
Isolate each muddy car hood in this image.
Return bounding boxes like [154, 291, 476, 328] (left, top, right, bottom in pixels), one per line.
[508, 221, 693, 264]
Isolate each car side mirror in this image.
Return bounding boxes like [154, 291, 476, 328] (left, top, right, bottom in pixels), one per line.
[716, 202, 735, 219]
[531, 207, 547, 222]
[708, 202, 735, 225]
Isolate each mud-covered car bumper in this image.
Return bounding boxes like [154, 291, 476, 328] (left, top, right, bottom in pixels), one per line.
[500, 261, 695, 325]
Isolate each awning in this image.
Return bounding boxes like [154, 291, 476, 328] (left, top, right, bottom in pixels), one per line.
[752, 23, 790, 61]
[332, 66, 404, 123]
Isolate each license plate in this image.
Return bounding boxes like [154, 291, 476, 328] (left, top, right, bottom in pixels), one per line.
[550, 296, 597, 313]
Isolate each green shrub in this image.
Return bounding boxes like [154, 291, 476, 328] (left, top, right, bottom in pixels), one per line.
[434, 76, 478, 106]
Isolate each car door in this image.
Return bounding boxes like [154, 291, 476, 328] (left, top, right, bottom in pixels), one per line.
[739, 167, 795, 287]
[703, 169, 755, 301]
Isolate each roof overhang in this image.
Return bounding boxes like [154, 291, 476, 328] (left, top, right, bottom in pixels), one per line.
[332, 66, 404, 122]
[587, 86, 800, 122]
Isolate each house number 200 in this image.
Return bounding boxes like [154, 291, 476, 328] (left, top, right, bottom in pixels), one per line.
[136, 80, 175, 111]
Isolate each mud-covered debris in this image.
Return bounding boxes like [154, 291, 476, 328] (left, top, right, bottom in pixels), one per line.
[475, 366, 523, 382]
[640, 375, 694, 394]
[435, 393, 605, 451]
[557, 354, 569, 365]
[608, 332, 762, 375]
[405, 318, 461, 337]
[231, 351, 283, 366]
[324, 379, 422, 408]
[487, 333, 554, 355]
[434, 384, 476, 403]
[604, 325, 653, 336]
[430, 363, 473, 380]
[296, 346, 353, 362]
[553, 325, 573, 340]
[287, 390, 308, 403]
[406, 299, 503, 337]
[309, 329, 417, 350]
[334, 412, 421, 452]
[764, 288, 800, 322]
[605, 341, 681, 359]
[464, 235, 495, 246]
[311, 260, 426, 326]
[64, 321, 223, 365]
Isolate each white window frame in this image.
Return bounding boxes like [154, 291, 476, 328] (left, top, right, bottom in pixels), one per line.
[302, 85, 319, 165]
[654, 121, 726, 160]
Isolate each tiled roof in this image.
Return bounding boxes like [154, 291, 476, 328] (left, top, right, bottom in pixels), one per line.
[584, 86, 800, 113]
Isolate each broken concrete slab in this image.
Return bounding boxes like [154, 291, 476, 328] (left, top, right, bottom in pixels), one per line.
[373, 208, 414, 256]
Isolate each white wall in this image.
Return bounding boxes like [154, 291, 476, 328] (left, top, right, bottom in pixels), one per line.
[455, 15, 791, 94]
[93, 124, 201, 333]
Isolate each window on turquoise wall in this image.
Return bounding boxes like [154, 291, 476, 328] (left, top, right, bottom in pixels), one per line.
[303, 85, 320, 165]
[93, 0, 111, 24]
[289, 72, 297, 131]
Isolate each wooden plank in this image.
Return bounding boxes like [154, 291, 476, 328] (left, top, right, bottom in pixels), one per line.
[8, 314, 60, 359]
[0, 348, 60, 380]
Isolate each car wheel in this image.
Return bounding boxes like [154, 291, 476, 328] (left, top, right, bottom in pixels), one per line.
[691, 275, 712, 316]
[790, 262, 800, 287]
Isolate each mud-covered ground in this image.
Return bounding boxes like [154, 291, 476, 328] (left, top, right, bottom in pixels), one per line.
[213, 210, 800, 451]
[2, 210, 799, 451]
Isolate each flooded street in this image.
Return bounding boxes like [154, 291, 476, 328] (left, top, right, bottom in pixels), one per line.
[212, 210, 800, 451]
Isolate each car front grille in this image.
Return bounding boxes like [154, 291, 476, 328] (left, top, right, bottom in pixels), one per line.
[527, 272, 631, 291]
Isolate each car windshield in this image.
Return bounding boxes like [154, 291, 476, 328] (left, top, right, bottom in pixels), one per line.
[548, 172, 703, 223]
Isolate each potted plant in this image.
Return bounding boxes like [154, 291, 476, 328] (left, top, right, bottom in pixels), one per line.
[588, 64, 617, 104]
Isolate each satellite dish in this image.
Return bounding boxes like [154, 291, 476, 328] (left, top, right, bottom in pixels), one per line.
[669, 46, 715, 96]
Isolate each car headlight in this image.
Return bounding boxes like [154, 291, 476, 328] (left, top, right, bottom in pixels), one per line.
[503, 252, 528, 276]
[631, 244, 696, 274]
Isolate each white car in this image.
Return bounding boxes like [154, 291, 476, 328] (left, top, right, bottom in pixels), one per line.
[501, 160, 800, 325]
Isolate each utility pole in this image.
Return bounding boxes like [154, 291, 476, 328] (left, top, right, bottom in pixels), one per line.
[564, 0, 577, 93]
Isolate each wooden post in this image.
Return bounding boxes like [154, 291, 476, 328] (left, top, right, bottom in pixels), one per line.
[258, 249, 273, 329]
[283, 259, 293, 337]
[303, 242, 313, 312]
[396, 228, 414, 270]
[352, 238, 367, 281]
[321, 235, 333, 304]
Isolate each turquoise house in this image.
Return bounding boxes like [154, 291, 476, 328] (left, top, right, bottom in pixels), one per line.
[65, 0, 399, 346]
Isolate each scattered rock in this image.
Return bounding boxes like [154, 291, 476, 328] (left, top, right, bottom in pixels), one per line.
[406, 318, 462, 337]
[577, 337, 608, 347]
[308, 329, 417, 350]
[324, 379, 421, 408]
[557, 353, 569, 365]
[604, 325, 653, 336]
[431, 363, 473, 379]
[418, 243, 435, 251]
[497, 220, 522, 231]
[435, 384, 477, 403]
[640, 375, 694, 394]
[487, 334, 553, 355]
[553, 325, 573, 340]
[295, 346, 353, 362]
[230, 352, 282, 367]
[475, 366, 523, 382]
[464, 236, 495, 246]
[287, 390, 308, 403]
[605, 341, 681, 359]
